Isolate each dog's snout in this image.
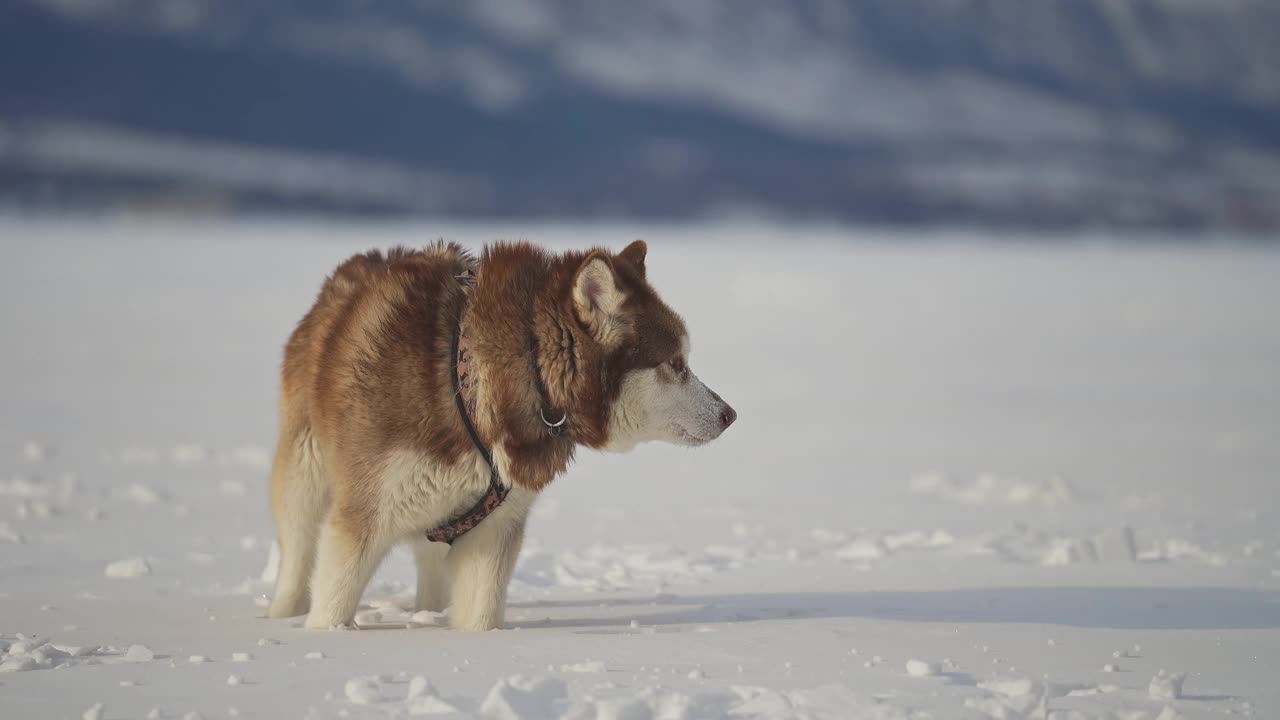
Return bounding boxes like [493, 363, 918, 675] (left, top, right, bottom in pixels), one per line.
[718, 404, 737, 431]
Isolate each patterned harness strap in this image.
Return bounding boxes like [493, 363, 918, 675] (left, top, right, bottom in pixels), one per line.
[425, 270, 509, 545]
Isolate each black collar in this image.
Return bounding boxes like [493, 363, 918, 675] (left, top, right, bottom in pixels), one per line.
[424, 271, 568, 545]
[528, 330, 568, 438]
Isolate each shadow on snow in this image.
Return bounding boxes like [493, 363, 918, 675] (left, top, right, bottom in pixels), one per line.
[508, 586, 1280, 631]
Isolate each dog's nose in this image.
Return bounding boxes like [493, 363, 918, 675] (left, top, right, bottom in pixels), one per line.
[719, 404, 737, 431]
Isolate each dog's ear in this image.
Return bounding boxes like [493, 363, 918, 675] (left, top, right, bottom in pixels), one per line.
[619, 239, 647, 277]
[573, 252, 629, 346]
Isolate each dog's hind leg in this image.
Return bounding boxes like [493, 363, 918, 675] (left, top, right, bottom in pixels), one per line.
[411, 537, 451, 613]
[266, 424, 328, 619]
[305, 494, 392, 629]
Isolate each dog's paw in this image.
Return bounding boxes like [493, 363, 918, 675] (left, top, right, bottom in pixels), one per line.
[265, 597, 310, 619]
[303, 614, 357, 631]
[448, 612, 503, 632]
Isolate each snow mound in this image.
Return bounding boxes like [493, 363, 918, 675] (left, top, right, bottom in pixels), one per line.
[559, 660, 607, 673]
[479, 676, 567, 720]
[0, 522, 23, 544]
[1149, 670, 1187, 701]
[22, 440, 47, 462]
[910, 472, 1074, 506]
[225, 446, 271, 470]
[105, 557, 151, 578]
[344, 676, 383, 705]
[171, 444, 208, 465]
[0, 476, 49, 498]
[407, 694, 464, 716]
[2, 634, 109, 673]
[406, 675, 436, 700]
[124, 645, 155, 662]
[906, 659, 941, 677]
[973, 677, 1049, 718]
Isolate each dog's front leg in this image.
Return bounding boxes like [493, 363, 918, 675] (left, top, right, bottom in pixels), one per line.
[411, 537, 451, 613]
[445, 504, 528, 631]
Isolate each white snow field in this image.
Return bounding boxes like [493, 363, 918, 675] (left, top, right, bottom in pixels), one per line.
[1, 218, 1278, 719]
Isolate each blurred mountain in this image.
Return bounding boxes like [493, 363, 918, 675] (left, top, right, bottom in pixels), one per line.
[3, 0, 1280, 230]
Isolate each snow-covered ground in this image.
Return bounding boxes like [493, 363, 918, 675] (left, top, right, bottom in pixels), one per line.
[1, 219, 1278, 719]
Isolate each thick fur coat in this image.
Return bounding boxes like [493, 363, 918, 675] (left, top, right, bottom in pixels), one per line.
[267, 240, 735, 630]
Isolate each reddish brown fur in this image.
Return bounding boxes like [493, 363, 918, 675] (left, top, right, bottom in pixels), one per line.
[278, 239, 685, 514]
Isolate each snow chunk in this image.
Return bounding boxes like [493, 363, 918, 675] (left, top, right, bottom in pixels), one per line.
[226, 674, 243, 686]
[227, 446, 271, 470]
[835, 538, 887, 560]
[304, 652, 325, 660]
[1043, 537, 1098, 566]
[0, 476, 49, 498]
[188, 655, 209, 664]
[22, 440, 47, 463]
[1, 656, 39, 672]
[353, 610, 383, 625]
[911, 471, 1072, 506]
[105, 557, 151, 578]
[344, 676, 383, 704]
[219, 480, 247, 497]
[905, 659, 941, 677]
[231, 652, 252, 662]
[128, 483, 164, 505]
[124, 645, 155, 662]
[83, 702, 105, 720]
[0, 522, 22, 544]
[170, 444, 207, 465]
[730, 686, 793, 717]
[883, 529, 955, 551]
[16, 499, 59, 521]
[1162, 539, 1228, 567]
[560, 660, 607, 673]
[411, 610, 445, 626]
[406, 675, 436, 701]
[975, 677, 1048, 718]
[1149, 670, 1186, 701]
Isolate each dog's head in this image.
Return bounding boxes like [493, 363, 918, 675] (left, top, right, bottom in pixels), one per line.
[564, 240, 736, 452]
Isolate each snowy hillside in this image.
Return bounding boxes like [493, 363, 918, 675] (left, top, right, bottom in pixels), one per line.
[4, 1, 1280, 228]
[1, 220, 1278, 718]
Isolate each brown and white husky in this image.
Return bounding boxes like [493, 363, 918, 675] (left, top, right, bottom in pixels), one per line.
[266, 240, 736, 630]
